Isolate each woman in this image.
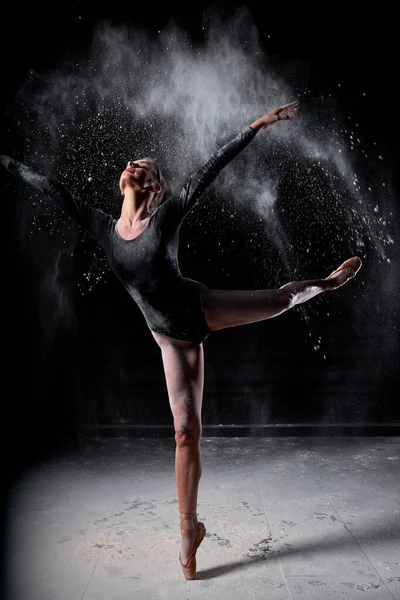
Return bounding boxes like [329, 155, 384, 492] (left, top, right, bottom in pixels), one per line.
[0, 100, 361, 579]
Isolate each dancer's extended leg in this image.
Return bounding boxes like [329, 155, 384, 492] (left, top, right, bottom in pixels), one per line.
[202, 257, 361, 331]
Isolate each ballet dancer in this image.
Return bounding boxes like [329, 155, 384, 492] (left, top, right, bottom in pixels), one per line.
[0, 99, 361, 579]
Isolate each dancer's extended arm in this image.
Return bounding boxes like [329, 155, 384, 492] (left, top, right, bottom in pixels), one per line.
[0, 155, 112, 240]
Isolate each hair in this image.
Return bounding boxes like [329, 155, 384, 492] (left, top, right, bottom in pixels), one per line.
[140, 157, 167, 213]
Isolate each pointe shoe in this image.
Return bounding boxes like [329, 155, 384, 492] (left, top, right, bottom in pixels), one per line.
[326, 256, 362, 288]
[179, 518, 206, 580]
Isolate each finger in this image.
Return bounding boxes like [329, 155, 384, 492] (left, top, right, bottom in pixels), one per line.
[281, 100, 299, 109]
[280, 106, 297, 115]
[278, 108, 298, 120]
[276, 102, 299, 115]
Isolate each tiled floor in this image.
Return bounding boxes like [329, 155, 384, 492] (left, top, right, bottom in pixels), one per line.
[3, 436, 400, 599]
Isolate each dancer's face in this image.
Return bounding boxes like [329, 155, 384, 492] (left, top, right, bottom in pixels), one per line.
[119, 160, 158, 196]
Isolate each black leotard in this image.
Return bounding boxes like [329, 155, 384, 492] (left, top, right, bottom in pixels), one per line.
[7, 126, 257, 343]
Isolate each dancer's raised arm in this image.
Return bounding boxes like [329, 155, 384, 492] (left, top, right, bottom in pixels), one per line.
[166, 100, 299, 221]
[248, 100, 299, 131]
[0, 154, 113, 242]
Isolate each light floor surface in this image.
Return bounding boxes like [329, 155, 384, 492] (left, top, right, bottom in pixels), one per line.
[3, 436, 400, 600]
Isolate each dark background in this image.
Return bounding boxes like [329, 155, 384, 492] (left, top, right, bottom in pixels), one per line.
[1, 1, 399, 473]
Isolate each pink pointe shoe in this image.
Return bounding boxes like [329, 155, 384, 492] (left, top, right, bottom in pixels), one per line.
[179, 516, 206, 580]
[326, 256, 362, 288]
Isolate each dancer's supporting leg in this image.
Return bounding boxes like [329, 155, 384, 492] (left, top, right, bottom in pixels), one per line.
[202, 257, 362, 331]
[151, 332, 206, 576]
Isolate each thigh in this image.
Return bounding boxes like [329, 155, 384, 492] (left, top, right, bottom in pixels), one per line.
[201, 287, 290, 331]
[154, 333, 204, 424]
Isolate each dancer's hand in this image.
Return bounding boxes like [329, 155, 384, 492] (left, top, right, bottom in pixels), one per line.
[0, 155, 12, 168]
[250, 100, 299, 131]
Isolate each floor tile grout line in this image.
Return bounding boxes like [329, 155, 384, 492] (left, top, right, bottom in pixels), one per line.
[360, 466, 400, 503]
[6, 438, 400, 598]
[84, 459, 143, 535]
[253, 452, 397, 599]
[314, 476, 398, 599]
[5, 505, 55, 567]
[63, 442, 143, 521]
[80, 561, 100, 600]
[339, 454, 400, 504]
[81, 445, 179, 589]
[5, 448, 143, 577]
[251, 467, 293, 600]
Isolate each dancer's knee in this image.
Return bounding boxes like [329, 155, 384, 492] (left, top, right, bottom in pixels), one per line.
[174, 418, 202, 447]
